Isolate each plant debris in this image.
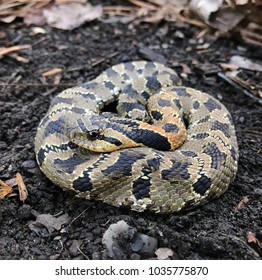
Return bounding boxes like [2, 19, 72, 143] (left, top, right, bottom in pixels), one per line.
[16, 172, 28, 202]
[0, 179, 13, 199]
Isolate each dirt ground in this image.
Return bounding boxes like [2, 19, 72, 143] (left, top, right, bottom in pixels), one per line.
[0, 1, 262, 260]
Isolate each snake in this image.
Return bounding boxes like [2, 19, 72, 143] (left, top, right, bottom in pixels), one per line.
[35, 61, 238, 213]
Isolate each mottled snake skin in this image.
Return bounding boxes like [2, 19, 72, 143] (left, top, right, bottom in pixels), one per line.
[35, 61, 238, 213]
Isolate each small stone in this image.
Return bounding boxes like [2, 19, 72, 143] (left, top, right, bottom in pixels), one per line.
[18, 204, 32, 220]
[130, 253, 141, 260]
[69, 240, 82, 257]
[22, 160, 37, 169]
[130, 233, 158, 255]
[239, 116, 245, 123]
[92, 251, 101, 260]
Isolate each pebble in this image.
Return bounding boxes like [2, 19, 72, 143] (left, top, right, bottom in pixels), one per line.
[69, 240, 81, 257]
[22, 160, 37, 169]
[18, 204, 32, 220]
[130, 233, 158, 255]
[239, 116, 245, 123]
[130, 253, 141, 260]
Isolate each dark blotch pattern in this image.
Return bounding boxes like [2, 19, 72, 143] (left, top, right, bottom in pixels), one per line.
[204, 98, 222, 112]
[173, 98, 182, 109]
[146, 76, 161, 91]
[162, 123, 179, 133]
[203, 142, 227, 169]
[192, 132, 210, 140]
[211, 121, 230, 137]
[181, 150, 197, 157]
[129, 129, 171, 151]
[71, 107, 86, 114]
[230, 146, 237, 161]
[73, 169, 93, 192]
[104, 81, 116, 91]
[81, 93, 96, 100]
[77, 118, 88, 132]
[123, 84, 137, 96]
[151, 110, 163, 121]
[174, 88, 191, 97]
[193, 175, 212, 195]
[118, 102, 145, 116]
[161, 161, 190, 181]
[122, 73, 130, 80]
[37, 144, 69, 166]
[124, 62, 135, 71]
[158, 98, 171, 107]
[54, 156, 87, 174]
[141, 91, 150, 100]
[145, 61, 155, 69]
[132, 158, 161, 200]
[68, 141, 79, 149]
[51, 96, 73, 107]
[103, 136, 122, 146]
[132, 177, 151, 200]
[198, 115, 210, 124]
[80, 82, 97, 90]
[45, 117, 65, 137]
[37, 148, 46, 166]
[106, 68, 118, 77]
[193, 100, 200, 109]
[102, 150, 146, 177]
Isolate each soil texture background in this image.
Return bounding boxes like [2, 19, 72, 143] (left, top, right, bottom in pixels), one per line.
[0, 0, 262, 260]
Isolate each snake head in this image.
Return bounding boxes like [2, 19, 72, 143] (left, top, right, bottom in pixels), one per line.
[69, 113, 128, 153]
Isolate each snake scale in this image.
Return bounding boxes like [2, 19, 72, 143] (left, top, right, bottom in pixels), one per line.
[35, 61, 238, 213]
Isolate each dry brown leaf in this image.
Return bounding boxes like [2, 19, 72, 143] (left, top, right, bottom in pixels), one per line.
[0, 179, 13, 199]
[235, 196, 249, 211]
[42, 67, 63, 77]
[43, 3, 102, 30]
[16, 172, 28, 202]
[247, 232, 262, 248]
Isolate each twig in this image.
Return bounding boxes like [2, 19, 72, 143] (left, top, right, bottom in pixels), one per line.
[218, 72, 262, 105]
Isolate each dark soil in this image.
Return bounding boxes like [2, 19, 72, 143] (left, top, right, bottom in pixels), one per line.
[0, 1, 262, 260]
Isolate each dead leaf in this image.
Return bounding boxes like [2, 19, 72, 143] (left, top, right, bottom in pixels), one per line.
[42, 67, 63, 77]
[155, 247, 174, 259]
[16, 172, 28, 202]
[189, 0, 247, 31]
[29, 213, 70, 234]
[235, 196, 249, 211]
[43, 3, 102, 30]
[189, 0, 223, 23]
[230, 55, 262, 72]
[247, 232, 262, 248]
[0, 179, 13, 199]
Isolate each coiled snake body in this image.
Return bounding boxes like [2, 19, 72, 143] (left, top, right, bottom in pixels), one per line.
[35, 61, 238, 213]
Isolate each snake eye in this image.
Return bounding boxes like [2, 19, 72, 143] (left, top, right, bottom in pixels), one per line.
[87, 130, 100, 140]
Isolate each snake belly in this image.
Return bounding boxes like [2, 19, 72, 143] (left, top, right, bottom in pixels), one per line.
[35, 61, 238, 213]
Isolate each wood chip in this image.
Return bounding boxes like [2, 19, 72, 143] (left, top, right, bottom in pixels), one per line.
[42, 67, 63, 77]
[0, 179, 13, 199]
[16, 172, 28, 202]
[0, 44, 31, 56]
[235, 196, 249, 211]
